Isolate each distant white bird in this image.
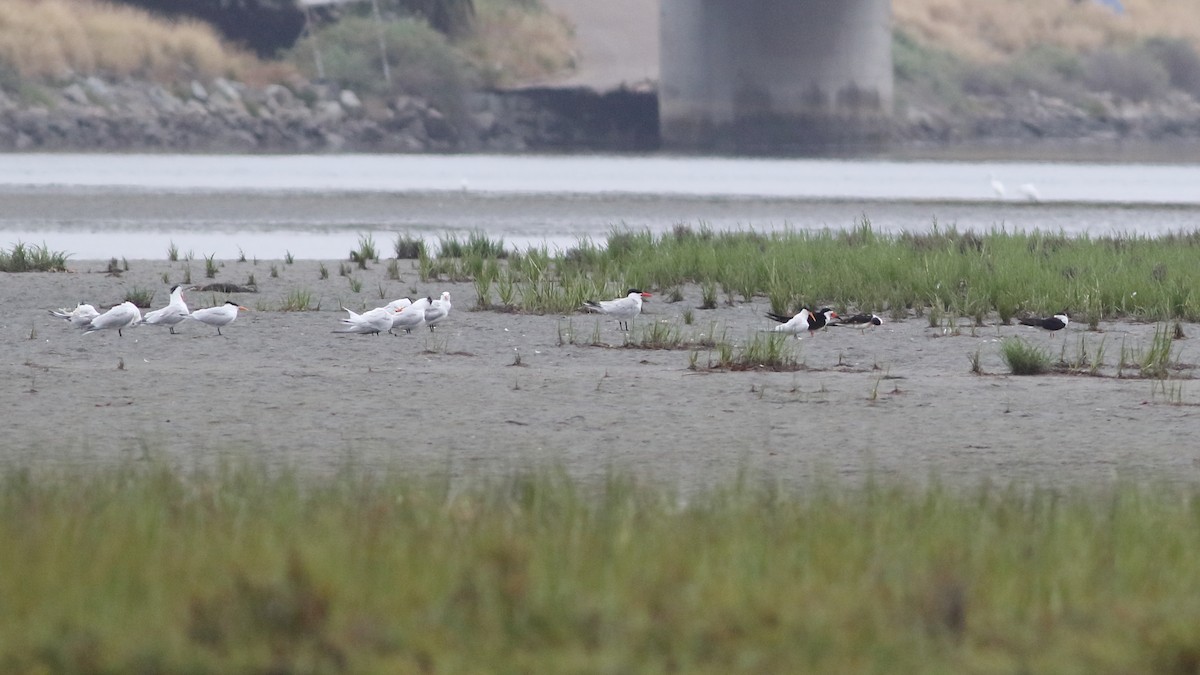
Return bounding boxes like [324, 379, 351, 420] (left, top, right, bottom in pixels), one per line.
[764, 308, 815, 338]
[391, 296, 431, 334]
[989, 173, 1006, 199]
[186, 301, 247, 335]
[141, 284, 191, 334]
[424, 291, 452, 331]
[1019, 183, 1041, 202]
[83, 301, 141, 337]
[582, 288, 652, 331]
[49, 303, 100, 330]
[334, 306, 394, 336]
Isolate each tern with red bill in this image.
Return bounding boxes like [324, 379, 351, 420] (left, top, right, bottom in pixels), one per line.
[582, 289, 651, 331]
[186, 301, 248, 335]
[141, 284, 192, 334]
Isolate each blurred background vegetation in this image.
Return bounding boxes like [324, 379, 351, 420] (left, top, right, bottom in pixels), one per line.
[0, 0, 1199, 121]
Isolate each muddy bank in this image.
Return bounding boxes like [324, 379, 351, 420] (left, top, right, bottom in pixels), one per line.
[2, 257, 1199, 489]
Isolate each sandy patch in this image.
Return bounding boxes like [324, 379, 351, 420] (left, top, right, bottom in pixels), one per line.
[3, 257, 1199, 489]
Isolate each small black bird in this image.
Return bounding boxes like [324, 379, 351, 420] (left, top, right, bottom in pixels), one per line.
[1019, 312, 1069, 334]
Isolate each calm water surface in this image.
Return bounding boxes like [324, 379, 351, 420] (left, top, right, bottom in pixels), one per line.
[1, 153, 1197, 259]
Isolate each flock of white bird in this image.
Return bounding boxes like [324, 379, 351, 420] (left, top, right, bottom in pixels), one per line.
[49, 285, 454, 337]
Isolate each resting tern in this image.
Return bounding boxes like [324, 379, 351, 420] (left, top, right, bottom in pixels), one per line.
[50, 303, 100, 330]
[391, 296, 431, 334]
[384, 297, 413, 312]
[424, 291, 452, 331]
[141, 284, 192, 334]
[582, 289, 651, 331]
[335, 306, 395, 335]
[1020, 311, 1068, 335]
[186, 301, 248, 335]
[83, 301, 141, 337]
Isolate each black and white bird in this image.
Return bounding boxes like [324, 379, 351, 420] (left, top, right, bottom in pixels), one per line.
[765, 308, 814, 338]
[766, 307, 838, 336]
[141, 284, 192, 334]
[83, 301, 141, 337]
[841, 313, 883, 327]
[1019, 312, 1068, 334]
[186, 301, 247, 336]
[582, 289, 651, 331]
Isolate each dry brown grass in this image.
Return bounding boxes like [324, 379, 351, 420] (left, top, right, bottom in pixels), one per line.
[895, 0, 1200, 61]
[460, 0, 576, 87]
[0, 0, 254, 81]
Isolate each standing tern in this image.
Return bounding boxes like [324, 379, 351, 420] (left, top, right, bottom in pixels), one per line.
[391, 297, 431, 334]
[186, 301, 248, 335]
[50, 303, 100, 330]
[141, 284, 192, 334]
[424, 291, 452, 331]
[334, 306, 395, 335]
[83, 301, 141, 337]
[582, 289, 651, 331]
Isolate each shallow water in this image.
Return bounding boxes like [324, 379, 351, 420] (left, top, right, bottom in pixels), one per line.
[1, 153, 1198, 259]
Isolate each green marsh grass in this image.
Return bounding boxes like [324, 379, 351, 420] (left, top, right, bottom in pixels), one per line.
[280, 288, 317, 311]
[0, 242, 70, 272]
[393, 233, 424, 259]
[319, 262, 329, 280]
[506, 225, 1200, 321]
[167, 241, 179, 262]
[706, 332, 801, 371]
[204, 253, 218, 279]
[1002, 338, 1052, 375]
[11, 464, 1200, 672]
[351, 233, 378, 269]
[123, 286, 155, 308]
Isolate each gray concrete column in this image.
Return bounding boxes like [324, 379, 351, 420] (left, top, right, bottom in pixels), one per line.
[660, 0, 893, 154]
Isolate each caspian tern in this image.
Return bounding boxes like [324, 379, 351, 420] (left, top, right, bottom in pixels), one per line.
[582, 289, 651, 331]
[83, 301, 141, 337]
[50, 303, 100, 330]
[765, 308, 814, 338]
[1020, 312, 1068, 334]
[391, 296, 431, 334]
[334, 306, 395, 335]
[186, 301, 248, 335]
[424, 291, 451, 331]
[141, 284, 192, 334]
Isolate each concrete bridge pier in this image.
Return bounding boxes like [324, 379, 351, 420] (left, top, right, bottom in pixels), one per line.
[659, 0, 893, 154]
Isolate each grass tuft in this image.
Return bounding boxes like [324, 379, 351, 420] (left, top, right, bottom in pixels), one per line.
[1001, 338, 1052, 375]
[0, 241, 69, 272]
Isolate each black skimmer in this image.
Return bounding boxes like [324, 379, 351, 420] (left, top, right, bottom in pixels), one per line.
[583, 289, 651, 331]
[841, 313, 883, 326]
[765, 308, 814, 338]
[1019, 312, 1068, 334]
[766, 307, 838, 337]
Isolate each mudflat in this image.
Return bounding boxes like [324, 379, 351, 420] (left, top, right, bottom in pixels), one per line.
[4, 257, 1199, 490]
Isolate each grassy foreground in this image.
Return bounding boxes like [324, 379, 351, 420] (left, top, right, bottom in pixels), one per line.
[4, 463, 1200, 673]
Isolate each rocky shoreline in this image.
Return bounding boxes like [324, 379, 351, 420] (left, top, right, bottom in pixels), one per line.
[1, 75, 1199, 154]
